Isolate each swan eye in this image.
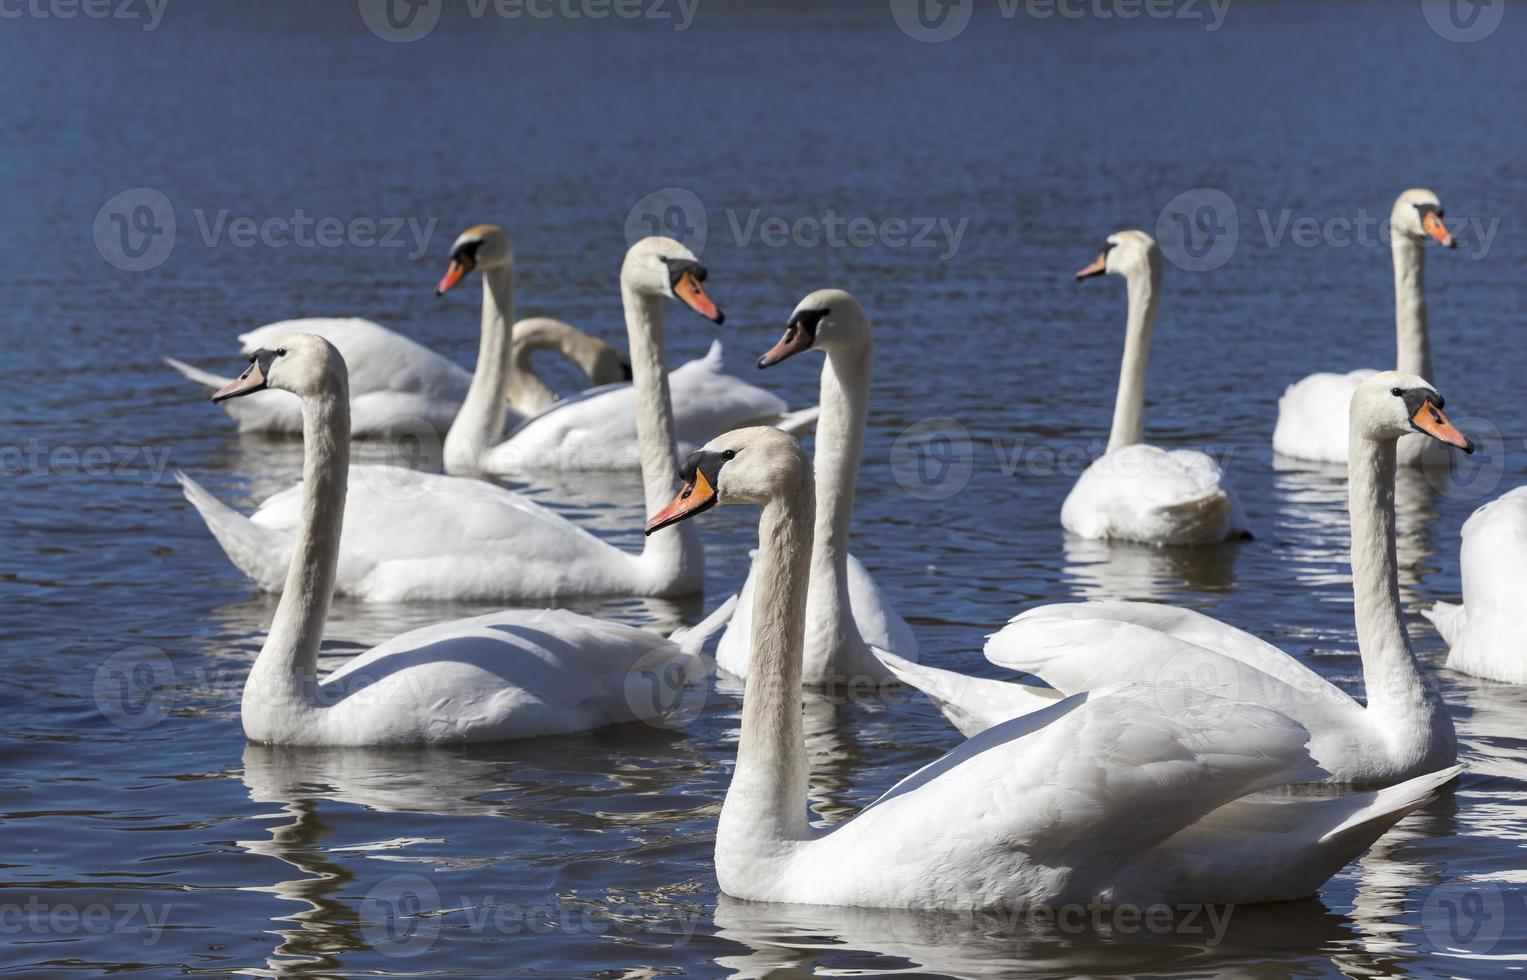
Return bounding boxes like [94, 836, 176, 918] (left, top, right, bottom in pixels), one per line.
[722, 450, 736, 460]
[1390, 387, 1404, 397]
[276, 348, 287, 357]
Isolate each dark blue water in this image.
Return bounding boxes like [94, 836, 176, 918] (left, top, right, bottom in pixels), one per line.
[4, 1, 1527, 974]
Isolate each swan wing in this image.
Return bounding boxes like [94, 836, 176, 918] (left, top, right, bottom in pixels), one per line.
[247, 465, 635, 601]
[1003, 600, 1335, 699]
[669, 341, 791, 447]
[1441, 486, 1527, 682]
[801, 686, 1323, 908]
[1272, 369, 1372, 463]
[315, 608, 694, 744]
[1060, 444, 1244, 545]
[874, 647, 1062, 738]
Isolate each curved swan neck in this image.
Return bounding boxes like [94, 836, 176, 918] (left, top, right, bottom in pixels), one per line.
[808, 342, 871, 663]
[623, 282, 701, 572]
[719, 480, 816, 852]
[1107, 264, 1161, 453]
[1347, 427, 1435, 718]
[444, 265, 515, 473]
[248, 384, 350, 709]
[508, 318, 612, 414]
[1392, 235, 1431, 381]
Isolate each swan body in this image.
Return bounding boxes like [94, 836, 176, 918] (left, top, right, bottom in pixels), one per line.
[715, 292, 918, 686]
[646, 426, 1456, 910]
[1064, 230, 1246, 545]
[1426, 486, 1527, 684]
[470, 339, 791, 473]
[181, 237, 717, 602]
[891, 374, 1471, 786]
[1273, 190, 1457, 466]
[197, 331, 723, 745]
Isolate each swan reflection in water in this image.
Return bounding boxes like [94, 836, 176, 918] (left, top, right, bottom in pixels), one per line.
[1060, 535, 1241, 602]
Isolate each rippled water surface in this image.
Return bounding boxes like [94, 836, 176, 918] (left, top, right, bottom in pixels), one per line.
[4, 1, 1527, 975]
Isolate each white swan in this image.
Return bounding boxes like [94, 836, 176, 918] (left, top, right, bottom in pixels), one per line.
[715, 291, 918, 686]
[885, 374, 1472, 786]
[1425, 486, 1527, 684]
[644, 426, 1457, 909]
[178, 237, 714, 602]
[166, 227, 629, 439]
[442, 236, 815, 476]
[1273, 189, 1458, 466]
[1062, 230, 1248, 545]
[197, 332, 727, 745]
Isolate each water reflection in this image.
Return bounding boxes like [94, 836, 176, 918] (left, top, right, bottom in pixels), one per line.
[1060, 535, 1240, 602]
[713, 892, 1360, 978]
[1270, 458, 1440, 610]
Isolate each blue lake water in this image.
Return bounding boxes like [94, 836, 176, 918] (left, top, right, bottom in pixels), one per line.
[3, 0, 1527, 975]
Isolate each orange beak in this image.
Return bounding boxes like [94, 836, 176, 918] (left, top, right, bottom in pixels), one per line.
[436, 258, 470, 296]
[1411, 399, 1473, 453]
[212, 356, 269, 402]
[1422, 211, 1456, 249]
[1076, 252, 1108, 280]
[645, 469, 717, 535]
[673, 270, 724, 324]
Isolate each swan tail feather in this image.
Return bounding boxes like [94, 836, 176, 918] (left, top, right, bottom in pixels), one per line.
[164, 357, 232, 391]
[669, 594, 740, 657]
[875, 646, 1063, 738]
[1317, 765, 1461, 846]
[1423, 602, 1467, 647]
[773, 405, 822, 437]
[176, 472, 289, 591]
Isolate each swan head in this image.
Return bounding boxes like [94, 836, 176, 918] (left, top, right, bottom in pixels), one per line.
[757, 289, 868, 368]
[621, 237, 724, 324]
[1076, 229, 1162, 282]
[1390, 189, 1455, 249]
[644, 427, 809, 533]
[211, 333, 347, 402]
[1352, 372, 1473, 453]
[436, 224, 513, 296]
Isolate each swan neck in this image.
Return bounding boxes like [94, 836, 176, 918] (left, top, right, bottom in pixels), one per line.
[720, 482, 815, 851]
[1392, 235, 1431, 381]
[507, 331, 555, 415]
[624, 283, 701, 572]
[1107, 266, 1159, 453]
[251, 387, 350, 708]
[807, 343, 871, 668]
[444, 266, 515, 473]
[1347, 428, 1432, 718]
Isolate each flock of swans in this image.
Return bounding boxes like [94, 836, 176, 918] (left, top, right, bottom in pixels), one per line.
[165, 189, 1524, 914]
